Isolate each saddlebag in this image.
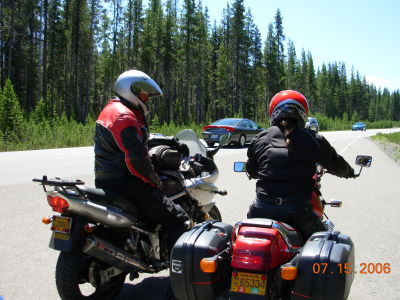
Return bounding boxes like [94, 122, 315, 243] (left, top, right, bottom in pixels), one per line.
[169, 220, 233, 300]
[292, 231, 354, 300]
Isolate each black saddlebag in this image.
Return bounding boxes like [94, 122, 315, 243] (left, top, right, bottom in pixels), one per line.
[292, 231, 354, 300]
[170, 220, 233, 300]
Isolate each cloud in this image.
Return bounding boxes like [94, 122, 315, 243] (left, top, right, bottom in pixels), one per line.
[365, 76, 398, 91]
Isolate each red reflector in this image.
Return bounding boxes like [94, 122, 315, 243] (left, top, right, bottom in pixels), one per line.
[47, 195, 69, 213]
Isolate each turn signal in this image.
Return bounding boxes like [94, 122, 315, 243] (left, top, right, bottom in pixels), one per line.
[42, 217, 52, 224]
[200, 258, 217, 273]
[281, 266, 298, 280]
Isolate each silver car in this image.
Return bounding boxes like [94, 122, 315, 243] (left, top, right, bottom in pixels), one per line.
[202, 118, 264, 147]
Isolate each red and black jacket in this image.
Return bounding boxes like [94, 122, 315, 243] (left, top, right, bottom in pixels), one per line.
[94, 98, 161, 188]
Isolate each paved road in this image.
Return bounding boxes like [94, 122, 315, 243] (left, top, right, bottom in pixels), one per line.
[0, 128, 399, 299]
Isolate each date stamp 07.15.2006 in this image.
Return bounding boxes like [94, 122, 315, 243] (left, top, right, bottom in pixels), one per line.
[312, 263, 391, 275]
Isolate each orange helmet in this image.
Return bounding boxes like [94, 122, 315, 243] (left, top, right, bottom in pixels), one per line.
[269, 90, 309, 126]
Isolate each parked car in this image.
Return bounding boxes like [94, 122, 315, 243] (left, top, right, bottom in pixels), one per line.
[202, 118, 264, 147]
[352, 122, 367, 131]
[305, 117, 319, 132]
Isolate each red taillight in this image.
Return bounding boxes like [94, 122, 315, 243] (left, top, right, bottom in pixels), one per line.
[231, 248, 271, 270]
[203, 125, 236, 132]
[47, 195, 69, 213]
[221, 126, 236, 132]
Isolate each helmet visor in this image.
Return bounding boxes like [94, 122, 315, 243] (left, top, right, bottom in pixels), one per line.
[270, 103, 307, 125]
[130, 78, 162, 97]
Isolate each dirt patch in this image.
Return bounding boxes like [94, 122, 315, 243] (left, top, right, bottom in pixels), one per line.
[370, 139, 400, 164]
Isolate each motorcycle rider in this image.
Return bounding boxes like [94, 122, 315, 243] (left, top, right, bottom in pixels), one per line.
[246, 90, 354, 240]
[94, 70, 190, 251]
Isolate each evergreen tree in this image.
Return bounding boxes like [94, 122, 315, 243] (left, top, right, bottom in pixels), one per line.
[0, 79, 24, 138]
[286, 39, 298, 90]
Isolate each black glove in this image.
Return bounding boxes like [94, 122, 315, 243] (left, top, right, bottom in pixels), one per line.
[156, 181, 165, 194]
[194, 154, 216, 173]
[346, 167, 355, 179]
[172, 138, 190, 157]
[246, 161, 259, 179]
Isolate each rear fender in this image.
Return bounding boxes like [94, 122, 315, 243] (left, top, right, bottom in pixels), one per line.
[49, 216, 87, 252]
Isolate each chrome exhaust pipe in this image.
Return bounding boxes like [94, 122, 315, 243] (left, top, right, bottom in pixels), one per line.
[48, 191, 137, 227]
[82, 235, 154, 273]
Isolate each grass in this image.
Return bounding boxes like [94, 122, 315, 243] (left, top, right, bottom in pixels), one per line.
[371, 132, 400, 162]
[1, 116, 399, 152]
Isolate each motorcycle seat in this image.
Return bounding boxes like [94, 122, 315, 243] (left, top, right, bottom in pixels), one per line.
[78, 186, 140, 217]
[274, 222, 304, 247]
[239, 218, 304, 247]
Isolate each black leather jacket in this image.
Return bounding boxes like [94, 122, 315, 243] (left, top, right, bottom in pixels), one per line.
[246, 126, 354, 198]
[94, 98, 161, 188]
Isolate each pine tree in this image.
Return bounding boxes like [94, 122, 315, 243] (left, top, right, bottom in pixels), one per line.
[0, 79, 24, 139]
[286, 39, 298, 90]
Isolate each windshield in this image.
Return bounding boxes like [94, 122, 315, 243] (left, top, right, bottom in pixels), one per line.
[175, 129, 207, 157]
[307, 117, 317, 123]
[211, 118, 239, 126]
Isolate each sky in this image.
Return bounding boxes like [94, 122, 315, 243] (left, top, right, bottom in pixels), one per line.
[200, 0, 400, 92]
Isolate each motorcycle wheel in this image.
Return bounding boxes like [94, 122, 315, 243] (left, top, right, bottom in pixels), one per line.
[55, 251, 126, 300]
[207, 206, 222, 221]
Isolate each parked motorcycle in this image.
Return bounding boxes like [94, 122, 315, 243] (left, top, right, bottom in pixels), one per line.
[33, 129, 229, 300]
[169, 155, 372, 300]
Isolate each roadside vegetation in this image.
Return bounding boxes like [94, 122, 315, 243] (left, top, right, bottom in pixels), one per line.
[370, 132, 400, 162]
[0, 1, 399, 151]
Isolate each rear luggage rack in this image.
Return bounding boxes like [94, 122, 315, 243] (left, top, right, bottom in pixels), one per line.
[33, 175, 85, 193]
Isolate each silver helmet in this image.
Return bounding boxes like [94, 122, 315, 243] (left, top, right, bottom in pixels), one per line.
[114, 70, 163, 116]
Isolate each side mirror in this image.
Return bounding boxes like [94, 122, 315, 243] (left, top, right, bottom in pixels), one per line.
[206, 133, 231, 159]
[353, 155, 372, 177]
[234, 162, 246, 172]
[355, 155, 372, 168]
[219, 133, 231, 146]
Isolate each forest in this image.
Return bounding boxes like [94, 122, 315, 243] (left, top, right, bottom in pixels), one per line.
[0, 0, 399, 150]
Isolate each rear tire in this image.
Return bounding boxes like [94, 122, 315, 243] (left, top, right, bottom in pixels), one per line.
[207, 206, 222, 221]
[238, 135, 246, 148]
[56, 251, 126, 300]
[268, 270, 291, 300]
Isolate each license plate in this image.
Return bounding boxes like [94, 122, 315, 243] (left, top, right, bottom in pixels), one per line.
[230, 272, 267, 296]
[211, 135, 219, 139]
[51, 216, 72, 234]
[53, 232, 70, 240]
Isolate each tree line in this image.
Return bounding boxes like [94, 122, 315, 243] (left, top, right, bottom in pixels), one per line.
[0, 0, 399, 140]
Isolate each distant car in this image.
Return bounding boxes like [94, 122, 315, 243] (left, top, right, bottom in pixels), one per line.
[305, 117, 319, 132]
[202, 118, 264, 147]
[352, 122, 367, 131]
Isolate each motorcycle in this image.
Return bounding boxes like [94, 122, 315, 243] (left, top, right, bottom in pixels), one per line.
[227, 154, 372, 300]
[169, 155, 372, 300]
[33, 129, 229, 300]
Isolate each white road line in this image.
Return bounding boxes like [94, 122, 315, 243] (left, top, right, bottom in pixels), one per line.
[339, 137, 360, 155]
